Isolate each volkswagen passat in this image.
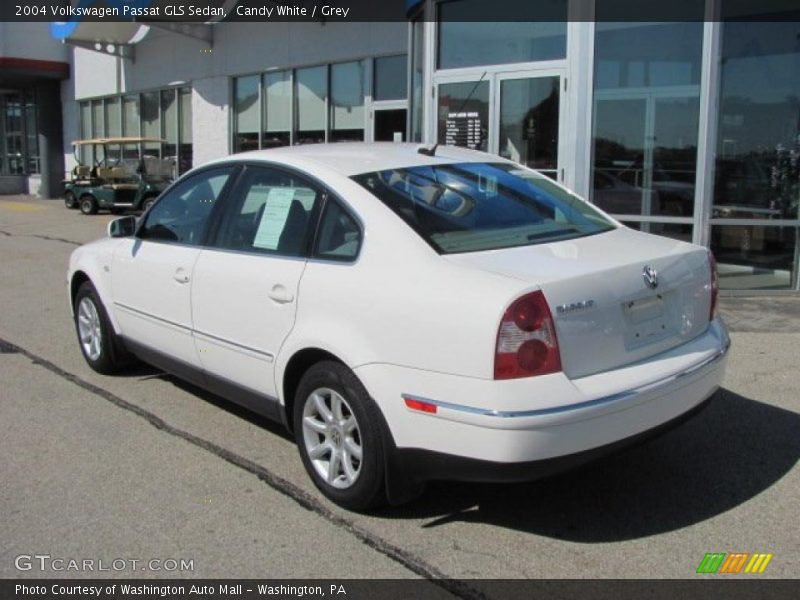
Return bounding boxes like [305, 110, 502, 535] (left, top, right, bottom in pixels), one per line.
[68, 143, 729, 510]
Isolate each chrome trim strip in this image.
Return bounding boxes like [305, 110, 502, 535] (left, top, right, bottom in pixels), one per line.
[402, 339, 730, 419]
[114, 302, 191, 332]
[193, 329, 274, 361]
[114, 302, 274, 361]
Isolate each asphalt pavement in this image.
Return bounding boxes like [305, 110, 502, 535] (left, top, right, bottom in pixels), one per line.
[0, 195, 797, 586]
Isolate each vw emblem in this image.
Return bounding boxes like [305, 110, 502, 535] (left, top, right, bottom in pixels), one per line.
[642, 265, 659, 289]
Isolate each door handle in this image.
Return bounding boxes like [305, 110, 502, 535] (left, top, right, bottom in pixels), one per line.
[173, 268, 190, 284]
[268, 284, 294, 304]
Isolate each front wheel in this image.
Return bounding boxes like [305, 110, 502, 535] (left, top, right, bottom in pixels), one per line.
[64, 191, 77, 209]
[73, 282, 132, 374]
[294, 361, 386, 511]
[79, 195, 98, 215]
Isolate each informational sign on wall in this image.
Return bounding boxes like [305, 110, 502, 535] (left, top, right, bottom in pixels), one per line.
[445, 111, 482, 149]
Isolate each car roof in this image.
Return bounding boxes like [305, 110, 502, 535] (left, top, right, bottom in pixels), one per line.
[228, 142, 498, 176]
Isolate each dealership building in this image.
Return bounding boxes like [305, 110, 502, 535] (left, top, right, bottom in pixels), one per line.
[0, 1, 798, 293]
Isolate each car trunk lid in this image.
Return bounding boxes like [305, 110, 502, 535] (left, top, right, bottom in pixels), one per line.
[444, 228, 713, 379]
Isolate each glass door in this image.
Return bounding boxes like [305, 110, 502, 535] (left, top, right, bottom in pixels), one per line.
[495, 71, 564, 180]
[433, 70, 565, 181]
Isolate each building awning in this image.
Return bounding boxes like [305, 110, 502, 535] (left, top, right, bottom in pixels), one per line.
[52, 21, 213, 60]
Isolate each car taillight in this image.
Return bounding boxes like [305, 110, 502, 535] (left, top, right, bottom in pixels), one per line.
[494, 290, 562, 380]
[709, 251, 719, 321]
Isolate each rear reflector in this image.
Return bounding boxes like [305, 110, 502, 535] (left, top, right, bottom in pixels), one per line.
[403, 396, 438, 414]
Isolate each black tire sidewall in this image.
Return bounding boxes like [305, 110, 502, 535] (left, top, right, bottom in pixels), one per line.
[65, 192, 76, 208]
[293, 361, 386, 511]
[80, 196, 97, 215]
[74, 282, 122, 374]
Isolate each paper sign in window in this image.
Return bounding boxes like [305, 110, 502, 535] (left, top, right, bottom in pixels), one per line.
[253, 187, 296, 250]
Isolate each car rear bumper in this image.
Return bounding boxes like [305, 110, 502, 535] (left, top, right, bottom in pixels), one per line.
[355, 318, 729, 474]
[388, 394, 713, 485]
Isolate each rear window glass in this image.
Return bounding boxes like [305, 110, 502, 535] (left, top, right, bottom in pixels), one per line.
[352, 162, 615, 254]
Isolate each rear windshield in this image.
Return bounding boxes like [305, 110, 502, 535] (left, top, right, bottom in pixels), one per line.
[352, 162, 616, 254]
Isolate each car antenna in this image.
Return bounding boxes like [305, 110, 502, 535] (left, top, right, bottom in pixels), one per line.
[418, 71, 487, 157]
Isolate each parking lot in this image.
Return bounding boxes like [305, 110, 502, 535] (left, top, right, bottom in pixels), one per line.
[1, 195, 798, 585]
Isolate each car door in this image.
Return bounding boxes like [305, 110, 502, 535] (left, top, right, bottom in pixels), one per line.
[190, 164, 324, 399]
[111, 165, 237, 372]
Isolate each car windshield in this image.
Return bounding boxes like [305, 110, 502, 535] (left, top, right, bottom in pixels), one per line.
[352, 162, 616, 254]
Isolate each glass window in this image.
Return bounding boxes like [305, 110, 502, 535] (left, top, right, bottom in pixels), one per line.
[91, 100, 105, 138]
[436, 80, 489, 151]
[106, 97, 121, 137]
[233, 76, 260, 153]
[179, 87, 193, 174]
[711, 225, 797, 290]
[3, 93, 24, 174]
[499, 76, 560, 176]
[591, 21, 703, 218]
[140, 166, 234, 245]
[24, 91, 39, 174]
[263, 70, 291, 148]
[215, 166, 321, 257]
[621, 221, 693, 244]
[105, 97, 121, 162]
[374, 109, 407, 142]
[374, 55, 407, 101]
[161, 89, 178, 171]
[79, 101, 92, 164]
[314, 200, 361, 261]
[141, 91, 161, 156]
[410, 18, 424, 142]
[437, 1, 567, 69]
[713, 21, 800, 221]
[122, 95, 140, 162]
[353, 162, 615, 254]
[330, 61, 365, 142]
[295, 66, 327, 145]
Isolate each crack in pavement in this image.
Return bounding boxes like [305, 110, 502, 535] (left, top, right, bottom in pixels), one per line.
[0, 229, 81, 246]
[0, 336, 486, 600]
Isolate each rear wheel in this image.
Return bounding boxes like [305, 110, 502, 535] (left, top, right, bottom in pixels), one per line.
[79, 195, 98, 215]
[294, 361, 386, 511]
[73, 281, 133, 374]
[64, 191, 77, 209]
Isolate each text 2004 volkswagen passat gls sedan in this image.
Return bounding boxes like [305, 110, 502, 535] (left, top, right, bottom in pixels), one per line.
[68, 143, 729, 510]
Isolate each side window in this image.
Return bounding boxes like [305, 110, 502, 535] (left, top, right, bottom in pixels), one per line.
[314, 200, 362, 261]
[214, 166, 322, 257]
[139, 166, 234, 245]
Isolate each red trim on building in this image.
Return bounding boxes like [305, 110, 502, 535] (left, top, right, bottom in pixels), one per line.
[0, 57, 70, 77]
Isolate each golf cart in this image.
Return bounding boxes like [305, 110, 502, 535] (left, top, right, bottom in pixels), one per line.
[64, 137, 175, 215]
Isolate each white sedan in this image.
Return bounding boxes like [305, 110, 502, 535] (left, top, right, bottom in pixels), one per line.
[68, 143, 729, 510]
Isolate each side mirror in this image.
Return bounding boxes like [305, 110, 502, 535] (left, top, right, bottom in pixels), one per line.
[107, 216, 137, 238]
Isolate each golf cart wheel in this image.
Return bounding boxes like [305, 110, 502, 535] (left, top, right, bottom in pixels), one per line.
[65, 191, 77, 209]
[141, 197, 156, 213]
[80, 195, 98, 215]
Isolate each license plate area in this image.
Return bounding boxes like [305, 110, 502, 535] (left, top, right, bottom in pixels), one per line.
[622, 292, 678, 350]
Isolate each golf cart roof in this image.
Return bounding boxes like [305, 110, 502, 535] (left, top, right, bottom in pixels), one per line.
[71, 137, 167, 145]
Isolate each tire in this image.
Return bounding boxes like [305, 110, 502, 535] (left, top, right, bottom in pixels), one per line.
[79, 195, 98, 215]
[73, 281, 132, 374]
[141, 197, 156, 213]
[294, 361, 387, 511]
[65, 191, 77, 209]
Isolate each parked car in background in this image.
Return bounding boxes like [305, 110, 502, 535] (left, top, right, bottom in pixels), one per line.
[67, 143, 729, 510]
[64, 137, 174, 215]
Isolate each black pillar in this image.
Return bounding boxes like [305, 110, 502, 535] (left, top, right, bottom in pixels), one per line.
[35, 80, 64, 199]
